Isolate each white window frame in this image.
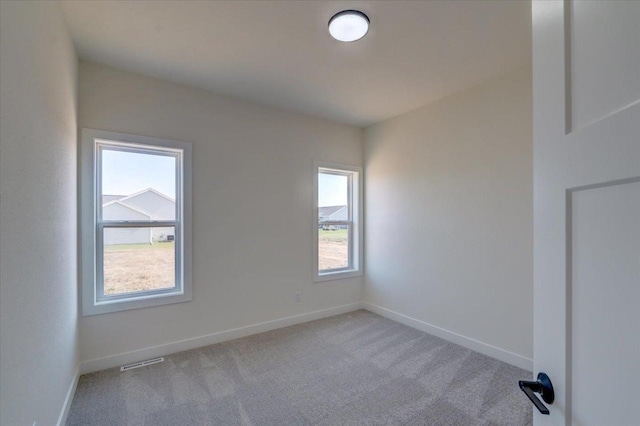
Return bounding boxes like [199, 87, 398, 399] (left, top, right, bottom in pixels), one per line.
[313, 161, 363, 282]
[80, 129, 192, 316]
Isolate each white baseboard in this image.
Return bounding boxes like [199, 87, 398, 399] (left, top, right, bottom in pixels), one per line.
[79, 301, 531, 375]
[362, 302, 533, 371]
[80, 302, 364, 374]
[57, 365, 80, 426]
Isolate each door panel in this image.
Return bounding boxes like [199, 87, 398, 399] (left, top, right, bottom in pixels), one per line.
[570, 180, 640, 426]
[533, 0, 640, 424]
[570, 1, 640, 129]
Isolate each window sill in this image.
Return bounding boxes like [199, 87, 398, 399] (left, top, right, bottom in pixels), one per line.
[314, 270, 362, 283]
[83, 290, 192, 316]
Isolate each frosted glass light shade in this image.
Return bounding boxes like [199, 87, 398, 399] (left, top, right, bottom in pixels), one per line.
[328, 10, 369, 42]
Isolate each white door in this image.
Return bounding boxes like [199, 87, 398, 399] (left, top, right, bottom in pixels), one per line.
[531, 1, 639, 425]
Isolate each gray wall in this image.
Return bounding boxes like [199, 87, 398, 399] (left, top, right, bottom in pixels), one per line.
[364, 67, 533, 360]
[0, 2, 79, 424]
[78, 62, 364, 363]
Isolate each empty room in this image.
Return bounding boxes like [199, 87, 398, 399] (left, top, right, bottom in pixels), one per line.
[1, 1, 638, 425]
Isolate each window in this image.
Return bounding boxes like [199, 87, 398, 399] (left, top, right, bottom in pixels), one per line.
[81, 129, 192, 315]
[313, 161, 363, 281]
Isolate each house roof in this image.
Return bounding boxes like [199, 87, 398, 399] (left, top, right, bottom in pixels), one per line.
[102, 188, 175, 208]
[103, 200, 152, 218]
[318, 205, 346, 217]
[102, 194, 127, 204]
[114, 187, 175, 204]
[102, 188, 175, 219]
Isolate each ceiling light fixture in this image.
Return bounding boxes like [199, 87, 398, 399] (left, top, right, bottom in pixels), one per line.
[328, 10, 370, 42]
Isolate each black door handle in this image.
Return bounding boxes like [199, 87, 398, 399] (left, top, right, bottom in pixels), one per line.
[519, 372, 554, 415]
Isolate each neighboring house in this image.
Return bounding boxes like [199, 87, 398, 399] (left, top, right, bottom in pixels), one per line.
[318, 205, 347, 230]
[102, 194, 127, 204]
[102, 188, 175, 245]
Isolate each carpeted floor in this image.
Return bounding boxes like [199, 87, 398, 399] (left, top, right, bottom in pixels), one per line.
[67, 310, 532, 425]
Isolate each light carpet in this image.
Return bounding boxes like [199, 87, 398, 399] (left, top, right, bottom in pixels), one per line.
[67, 310, 532, 425]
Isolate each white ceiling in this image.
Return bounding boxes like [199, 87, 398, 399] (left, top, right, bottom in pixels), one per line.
[60, 0, 531, 127]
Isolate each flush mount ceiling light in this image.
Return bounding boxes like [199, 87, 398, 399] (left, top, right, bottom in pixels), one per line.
[328, 10, 370, 42]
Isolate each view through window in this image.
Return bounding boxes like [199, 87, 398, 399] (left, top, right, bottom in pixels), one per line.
[99, 145, 179, 297]
[317, 168, 352, 273]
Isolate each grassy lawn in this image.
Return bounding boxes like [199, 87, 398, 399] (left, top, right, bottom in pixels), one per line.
[318, 228, 348, 239]
[104, 242, 175, 251]
[318, 228, 349, 271]
[103, 242, 175, 295]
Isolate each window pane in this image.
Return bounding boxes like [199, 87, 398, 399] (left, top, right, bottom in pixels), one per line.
[103, 226, 175, 295]
[318, 171, 348, 223]
[101, 148, 176, 221]
[318, 225, 349, 271]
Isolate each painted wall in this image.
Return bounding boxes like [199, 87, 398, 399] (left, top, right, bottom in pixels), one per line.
[364, 67, 533, 360]
[78, 62, 363, 363]
[0, 2, 79, 425]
